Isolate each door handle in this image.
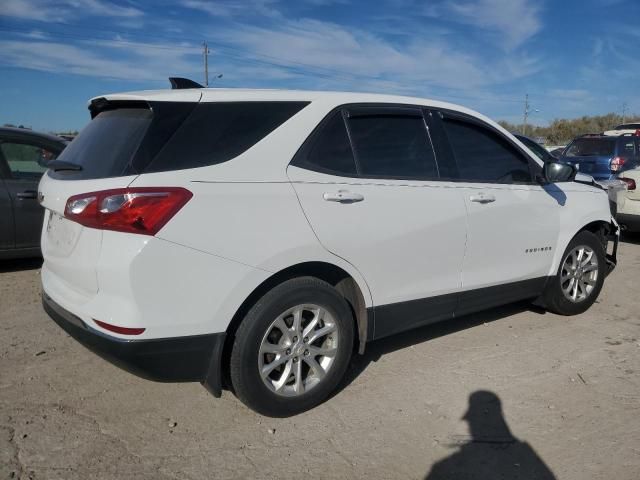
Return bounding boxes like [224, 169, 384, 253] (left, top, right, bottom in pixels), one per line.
[469, 193, 496, 204]
[16, 190, 38, 200]
[323, 190, 364, 203]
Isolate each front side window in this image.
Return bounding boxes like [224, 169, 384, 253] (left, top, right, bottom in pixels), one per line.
[443, 118, 531, 183]
[347, 114, 439, 178]
[1, 142, 57, 179]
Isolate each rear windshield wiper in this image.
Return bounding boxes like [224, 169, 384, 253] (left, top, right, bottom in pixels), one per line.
[48, 160, 83, 172]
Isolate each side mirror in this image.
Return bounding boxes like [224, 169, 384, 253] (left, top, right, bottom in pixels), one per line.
[544, 161, 576, 183]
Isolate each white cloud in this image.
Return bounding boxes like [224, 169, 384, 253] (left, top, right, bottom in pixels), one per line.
[212, 18, 541, 91]
[425, 0, 542, 50]
[0, 39, 197, 82]
[180, 0, 282, 18]
[1, 0, 143, 22]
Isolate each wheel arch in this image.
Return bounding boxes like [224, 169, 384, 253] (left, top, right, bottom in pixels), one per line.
[221, 261, 371, 386]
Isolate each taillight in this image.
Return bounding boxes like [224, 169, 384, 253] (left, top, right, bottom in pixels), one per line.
[621, 177, 636, 191]
[611, 157, 626, 172]
[65, 187, 192, 235]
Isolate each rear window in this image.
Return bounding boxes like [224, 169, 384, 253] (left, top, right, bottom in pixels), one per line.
[564, 138, 615, 157]
[52, 108, 152, 179]
[51, 101, 308, 180]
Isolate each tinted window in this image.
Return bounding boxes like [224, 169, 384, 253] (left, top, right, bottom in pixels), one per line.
[565, 138, 615, 157]
[515, 135, 553, 162]
[147, 102, 308, 173]
[52, 102, 307, 180]
[347, 115, 438, 178]
[443, 118, 531, 183]
[54, 108, 152, 179]
[299, 112, 357, 176]
[620, 139, 636, 156]
[1, 142, 58, 179]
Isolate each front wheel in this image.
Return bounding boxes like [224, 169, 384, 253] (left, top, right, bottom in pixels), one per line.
[542, 231, 606, 315]
[229, 277, 354, 416]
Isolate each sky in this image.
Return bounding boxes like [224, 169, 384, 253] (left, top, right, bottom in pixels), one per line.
[0, 0, 638, 132]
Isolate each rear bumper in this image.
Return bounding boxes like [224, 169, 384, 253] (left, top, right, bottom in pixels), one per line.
[42, 291, 226, 397]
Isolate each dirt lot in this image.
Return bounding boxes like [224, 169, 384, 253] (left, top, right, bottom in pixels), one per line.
[1, 238, 639, 480]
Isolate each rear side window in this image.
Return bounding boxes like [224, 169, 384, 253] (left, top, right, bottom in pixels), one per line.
[347, 114, 438, 178]
[620, 139, 636, 156]
[53, 108, 152, 179]
[293, 112, 357, 176]
[443, 118, 531, 183]
[146, 102, 308, 173]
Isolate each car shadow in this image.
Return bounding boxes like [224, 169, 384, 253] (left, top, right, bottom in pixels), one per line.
[335, 301, 546, 395]
[620, 231, 640, 245]
[0, 257, 43, 273]
[423, 390, 557, 479]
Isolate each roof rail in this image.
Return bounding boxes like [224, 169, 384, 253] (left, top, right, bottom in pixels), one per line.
[168, 77, 204, 89]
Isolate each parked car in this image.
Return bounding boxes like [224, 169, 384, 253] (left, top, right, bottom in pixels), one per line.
[40, 84, 618, 416]
[0, 127, 67, 259]
[613, 168, 640, 232]
[560, 133, 640, 180]
[604, 122, 640, 136]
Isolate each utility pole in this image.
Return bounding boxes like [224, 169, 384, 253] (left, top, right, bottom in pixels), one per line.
[203, 41, 210, 87]
[622, 102, 628, 124]
[522, 93, 530, 136]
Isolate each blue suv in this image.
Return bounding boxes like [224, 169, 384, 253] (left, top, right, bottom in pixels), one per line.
[560, 134, 640, 180]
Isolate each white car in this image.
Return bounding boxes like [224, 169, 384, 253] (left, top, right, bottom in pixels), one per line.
[614, 168, 640, 231]
[39, 83, 618, 416]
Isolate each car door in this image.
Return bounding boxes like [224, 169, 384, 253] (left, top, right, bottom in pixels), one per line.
[288, 105, 468, 339]
[431, 110, 562, 315]
[0, 140, 56, 249]
[0, 152, 15, 250]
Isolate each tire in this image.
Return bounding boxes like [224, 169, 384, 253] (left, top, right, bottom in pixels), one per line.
[229, 277, 354, 417]
[543, 231, 606, 315]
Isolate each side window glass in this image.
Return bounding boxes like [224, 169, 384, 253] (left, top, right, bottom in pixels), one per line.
[0, 142, 56, 179]
[442, 118, 531, 183]
[302, 112, 357, 176]
[347, 114, 438, 178]
[621, 140, 635, 156]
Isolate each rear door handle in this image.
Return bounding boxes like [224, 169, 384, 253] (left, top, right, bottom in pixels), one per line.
[323, 190, 364, 203]
[469, 193, 496, 204]
[16, 190, 38, 200]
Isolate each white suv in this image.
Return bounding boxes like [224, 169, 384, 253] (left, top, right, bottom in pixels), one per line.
[40, 84, 618, 416]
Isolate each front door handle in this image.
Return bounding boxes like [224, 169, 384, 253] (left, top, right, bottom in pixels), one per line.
[16, 190, 38, 200]
[469, 193, 496, 204]
[323, 190, 364, 203]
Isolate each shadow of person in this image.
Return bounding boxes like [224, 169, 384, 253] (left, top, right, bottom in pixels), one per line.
[425, 391, 557, 480]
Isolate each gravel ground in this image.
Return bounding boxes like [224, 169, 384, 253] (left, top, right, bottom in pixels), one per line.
[1, 237, 639, 480]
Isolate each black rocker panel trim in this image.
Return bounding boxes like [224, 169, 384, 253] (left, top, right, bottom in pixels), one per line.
[371, 277, 549, 340]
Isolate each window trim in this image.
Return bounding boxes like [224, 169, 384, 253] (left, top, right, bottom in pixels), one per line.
[433, 109, 541, 185]
[290, 103, 444, 181]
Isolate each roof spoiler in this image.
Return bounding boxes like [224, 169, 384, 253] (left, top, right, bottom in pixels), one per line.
[169, 77, 204, 89]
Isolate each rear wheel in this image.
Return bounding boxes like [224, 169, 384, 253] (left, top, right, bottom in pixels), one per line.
[229, 277, 354, 416]
[543, 231, 606, 315]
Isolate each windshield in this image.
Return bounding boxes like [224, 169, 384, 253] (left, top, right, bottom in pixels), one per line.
[564, 138, 615, 157]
